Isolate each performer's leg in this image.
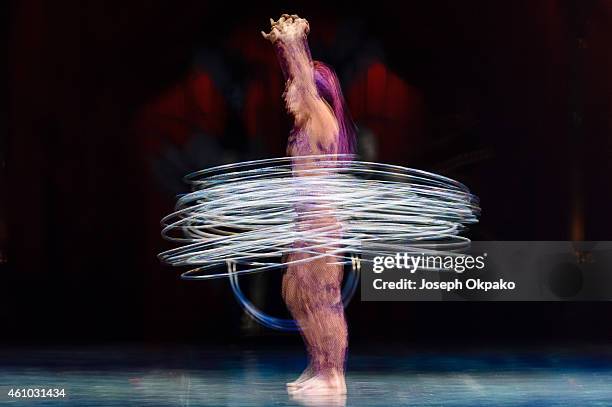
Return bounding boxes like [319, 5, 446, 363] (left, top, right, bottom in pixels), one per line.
[282, 261, 316, 385]
[283, 254, 348, 395]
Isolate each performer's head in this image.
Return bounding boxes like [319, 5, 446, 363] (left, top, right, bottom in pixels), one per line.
[313, 61, 357, 155]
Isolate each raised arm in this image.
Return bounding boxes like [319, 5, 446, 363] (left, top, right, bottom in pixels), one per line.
[262, 14, 339, 154]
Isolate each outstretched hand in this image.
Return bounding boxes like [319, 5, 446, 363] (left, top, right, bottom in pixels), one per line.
[262, 14, 310, 43]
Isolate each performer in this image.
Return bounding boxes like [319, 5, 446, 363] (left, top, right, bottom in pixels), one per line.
[262, 14, 356, 395]
[160, 14, 479, 399]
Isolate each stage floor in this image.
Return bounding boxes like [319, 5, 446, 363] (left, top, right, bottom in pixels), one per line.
[1, 346, 612, 406]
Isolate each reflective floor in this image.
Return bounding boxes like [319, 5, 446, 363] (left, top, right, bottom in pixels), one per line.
[1, 346, 612, 406]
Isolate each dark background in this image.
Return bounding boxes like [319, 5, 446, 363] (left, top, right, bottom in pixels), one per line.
[3, 0, 612, 347]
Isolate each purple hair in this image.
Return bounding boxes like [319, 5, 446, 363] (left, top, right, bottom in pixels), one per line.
[313, 61, 357, 155]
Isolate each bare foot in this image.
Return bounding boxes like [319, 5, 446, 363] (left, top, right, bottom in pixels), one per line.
[287, 365, 314, 388]
[288, 371, 346, 396]
[290, 392, 347, 407]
